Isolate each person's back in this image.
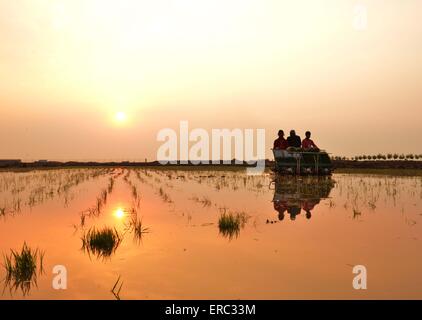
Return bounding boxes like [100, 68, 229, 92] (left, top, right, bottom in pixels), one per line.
[287, 130, 301, 148]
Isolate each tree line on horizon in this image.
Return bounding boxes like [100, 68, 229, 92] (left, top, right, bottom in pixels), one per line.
[332, 154, 422, 161]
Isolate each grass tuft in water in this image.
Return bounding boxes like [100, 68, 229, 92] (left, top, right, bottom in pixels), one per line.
[2, 242, 45, 296]
[124, 208, 150, 244]
[81, 227, 122, 259]
[218, 211, 249, 240]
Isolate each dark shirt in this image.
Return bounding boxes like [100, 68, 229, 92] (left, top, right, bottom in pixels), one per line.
[287, 135, 302, 148]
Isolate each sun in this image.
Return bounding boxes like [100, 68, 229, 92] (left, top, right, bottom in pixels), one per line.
[114, 112, 127, 123]
[114, 208, 125, 219]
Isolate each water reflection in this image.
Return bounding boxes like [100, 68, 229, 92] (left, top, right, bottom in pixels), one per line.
[1, 168, 422, 299]
[272, 176, 334, 221]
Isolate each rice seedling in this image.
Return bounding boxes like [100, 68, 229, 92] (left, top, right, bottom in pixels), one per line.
[80, 212, 86, 227]
[108, 177, 115, 194]
[132, 185, 138, 200]
[352, 209, 361, 219]
[218, 211, 249, 240]
[96, 197, 103, 214]
[124, 214, 150, 244]
[158, 187, 172, 203]
[368, 200, 377, 210]
[101, 189, 108, 204]
[81, 227, 122, 259]
[190, 195, 212, 207]
[2, 242, 45, 296]
[111, 275, 123, 300]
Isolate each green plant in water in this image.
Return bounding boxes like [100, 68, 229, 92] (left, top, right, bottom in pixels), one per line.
[218, 211, 249, 240]
[132, 185, 138, 199]
[2, 242, 45, 296]
[108, 177, 115, 193]
[81, 227, 122, 259]
[124, 213, 150, 244]
[352, 209, 361, 219]
[111, 275, 123, 300]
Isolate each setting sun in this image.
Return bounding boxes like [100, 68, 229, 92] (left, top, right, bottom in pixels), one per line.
[115, 112, 127, 123]
[114, 208, 125, 219]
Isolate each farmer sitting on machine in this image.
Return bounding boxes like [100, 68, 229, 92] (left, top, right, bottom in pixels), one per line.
[302, 131, 319, 151]
[287, 130, 302, 148]
[273, 130, 289, 150]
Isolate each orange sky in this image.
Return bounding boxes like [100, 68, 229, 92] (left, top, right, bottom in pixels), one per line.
[1, 0, 421, 161]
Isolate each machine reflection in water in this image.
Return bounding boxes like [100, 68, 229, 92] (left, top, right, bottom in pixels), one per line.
[271, 176, 335, 221]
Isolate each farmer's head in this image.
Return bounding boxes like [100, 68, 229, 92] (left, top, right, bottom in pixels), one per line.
[305, 131, 311, 139]
[278, 130, 284, 137]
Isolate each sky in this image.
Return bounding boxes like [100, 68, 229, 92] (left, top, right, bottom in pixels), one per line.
[1, 0, 421, 161]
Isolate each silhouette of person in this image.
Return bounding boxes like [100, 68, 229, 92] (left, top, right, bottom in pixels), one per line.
[287, 130, 302, 148]
[302, 131, 319, 151]
[305, 210, 312, 219]
[274, 200, 288, 221]
[287, 205, 301, 220]
[273, 130, 289, 150]
[302, 199, 320, 220]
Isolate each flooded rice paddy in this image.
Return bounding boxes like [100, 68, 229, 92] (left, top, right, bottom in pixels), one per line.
[0, 168, 421, 299]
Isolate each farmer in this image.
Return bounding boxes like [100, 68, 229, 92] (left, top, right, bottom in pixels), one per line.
[302, 131, 319, 151]
[273, 130, 289, 150]
[287, 130, 302, 148]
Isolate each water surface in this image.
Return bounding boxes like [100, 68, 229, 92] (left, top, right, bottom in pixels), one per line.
[0, 168, 421, 299]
